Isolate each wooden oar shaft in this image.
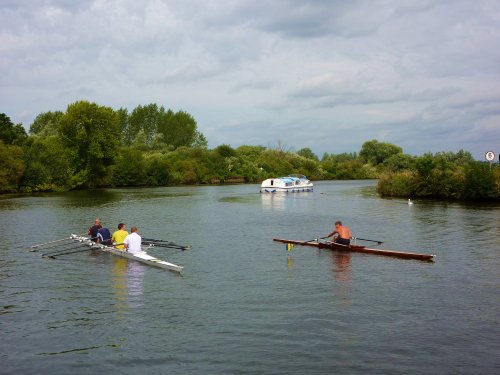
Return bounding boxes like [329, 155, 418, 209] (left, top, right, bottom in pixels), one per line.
[31, 237, 71, 248]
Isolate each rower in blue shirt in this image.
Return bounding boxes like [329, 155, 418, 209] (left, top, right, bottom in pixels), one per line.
[97, 225, 112, 246]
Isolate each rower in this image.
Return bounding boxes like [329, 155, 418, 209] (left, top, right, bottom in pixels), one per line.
[96, 225, 112, 246]
[88, 218, 102, 242]
[111, 223, 128, 250]
[325, 220, 351, 246]
[124, 226, 142, 254]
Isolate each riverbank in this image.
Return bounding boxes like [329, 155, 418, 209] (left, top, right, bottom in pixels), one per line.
[2, 106, 498, 200]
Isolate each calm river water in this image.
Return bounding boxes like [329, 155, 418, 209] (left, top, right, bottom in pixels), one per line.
[1, 181, 499, 374]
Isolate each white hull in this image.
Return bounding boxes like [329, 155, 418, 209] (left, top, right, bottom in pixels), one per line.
[260, 186, 314, 193]
[260, 175, 313, 193]
[70, 234, 183, 273]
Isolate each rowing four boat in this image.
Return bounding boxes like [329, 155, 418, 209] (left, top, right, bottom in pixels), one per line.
[70, 234, 184, 273]
[273, 238, 435, 262]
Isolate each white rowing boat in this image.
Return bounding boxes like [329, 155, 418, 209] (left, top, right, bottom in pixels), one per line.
[70, 234, 184, 273]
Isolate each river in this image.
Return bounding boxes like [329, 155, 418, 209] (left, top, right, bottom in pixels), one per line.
[1, 180, 499, 374]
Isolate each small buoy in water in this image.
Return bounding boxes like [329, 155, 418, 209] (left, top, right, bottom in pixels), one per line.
[408, 199, 414, 205]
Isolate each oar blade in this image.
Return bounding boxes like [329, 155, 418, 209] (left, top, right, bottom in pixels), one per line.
[351, 237, 384, 245]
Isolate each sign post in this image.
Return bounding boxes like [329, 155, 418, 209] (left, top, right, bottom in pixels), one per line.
[485, 151, 495, 169]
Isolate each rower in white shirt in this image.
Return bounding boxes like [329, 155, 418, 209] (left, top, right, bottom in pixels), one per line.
[123, 226, 142, 254]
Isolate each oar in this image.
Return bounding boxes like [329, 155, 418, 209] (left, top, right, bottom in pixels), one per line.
[144, 242, 189, 250]
[30, 237, 72, 249]
[142, 238, 191, 250]
[73, 236, 99, 243]
[41, 246, 95, 259]
[297, 236, 329, 246]
[30, 240, 74, 252]
[38, 244, 80, 256]
[351, 237, 384, 245]
[142, 238, 183, 246]
[144, 242, 191, 251]
[42, 242, 125, 258]
[284, 236, 329, 251]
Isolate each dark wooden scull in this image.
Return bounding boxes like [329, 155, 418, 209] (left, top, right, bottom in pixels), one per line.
[273, 238, 435, 262]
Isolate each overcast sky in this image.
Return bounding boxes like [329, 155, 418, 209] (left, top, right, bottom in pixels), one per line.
[1, 0, 499, 158]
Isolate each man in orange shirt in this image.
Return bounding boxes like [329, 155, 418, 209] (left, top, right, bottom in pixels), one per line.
[326, 220, 351, 246]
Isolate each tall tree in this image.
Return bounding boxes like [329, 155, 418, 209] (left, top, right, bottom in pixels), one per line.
[126, 104, 164, 146]
[116, 107, 129, 145]
[21, 136, 75, 191]
[0, 113, 27, 145]
[29, 111, 63, 136]
[297, 147, 319, 161]
[359, 139, 403, 165]
[0, 142, 24, 192]
[58, 101, 120, 186]
[158, 110, 205, 148]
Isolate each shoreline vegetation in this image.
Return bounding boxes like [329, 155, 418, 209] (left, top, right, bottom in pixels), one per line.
[1, 102, 499, 201]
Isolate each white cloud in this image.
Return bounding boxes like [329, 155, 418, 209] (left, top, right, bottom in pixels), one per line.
[1, 0, 499, 158]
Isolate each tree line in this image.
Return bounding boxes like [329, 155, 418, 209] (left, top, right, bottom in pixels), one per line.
[0, 103, 498, 201]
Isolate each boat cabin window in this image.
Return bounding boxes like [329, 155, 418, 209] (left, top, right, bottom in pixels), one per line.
[271, 180, 274, 186]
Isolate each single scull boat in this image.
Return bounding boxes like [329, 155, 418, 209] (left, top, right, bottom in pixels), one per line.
[71, 234, 184, 273]
[273, 238, 435, 262]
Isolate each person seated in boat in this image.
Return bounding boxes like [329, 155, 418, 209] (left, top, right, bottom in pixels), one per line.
[124, 226, 142, 254]
[96, 225, 112, 246]
[88, 218, 102, 241]
[326, 221, 351, 246]
[111, 223, 129, 250]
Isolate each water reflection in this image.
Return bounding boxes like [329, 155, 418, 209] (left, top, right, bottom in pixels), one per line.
[260, 193, 286, 211]
[112, 258, 144, 311]
[219, 194, 259, 203]
[60, 190, 122, 208]
[331, 253, 352, 304]
[332, 253, 351, 281]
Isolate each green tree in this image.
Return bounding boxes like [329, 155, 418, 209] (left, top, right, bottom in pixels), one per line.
[297, 147, 319, 161]
[21, 136, 75, 191]
[359, 139, 402, 165]
[236, 145, 266, 161]
[29, 111, 63, 136]
[158, 110, 205, 149]
[58, 101, 120, 187]
[144, 153, 171, 186]
[126, 104, 163, 146]
[321, 152, 357, 163]
[383, 153, 416, 172]
[377, 171, 418, 197]
[193, 131, 208, 148]
[320, 152, 369, 179]
[257, 149, 294, 177]
[463, 162, 496, 200]
[0, 113, 27, 145]
[116, 107, 129, 145]
[434, 150, 474, 166]
[214, 144, 237, 158]
[0, 142, 25, 192]
[112, 148, 146, 186]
